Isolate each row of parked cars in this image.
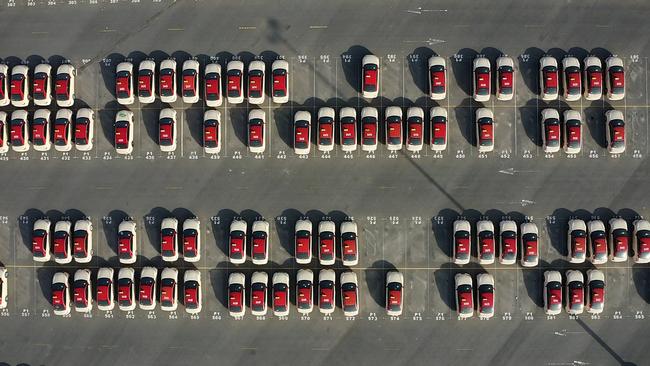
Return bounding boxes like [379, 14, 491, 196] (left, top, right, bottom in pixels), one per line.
[540, 109, 625, 154]
[50, 267, 201, 315]
[0, 63, 76, 108]
[543, 269, 605, 315]
[114, 59, 289, 106]
[1, 109, 94, 153]
[565, 218, 649, 264]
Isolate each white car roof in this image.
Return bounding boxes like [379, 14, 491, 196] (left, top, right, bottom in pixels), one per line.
[500, 220, 517, 232]
[230, 219, 247, 232]
[609, 218, 627, 230]
[476, 273, 494, 286]
[473, 57, 490, 68]
[385, 106, 402, 117]
[161, 267, 178, 279]
[160, 59, 176, 69]
[118, 219, 136, 232]
[428, 56, 446, 67]
[34, 109, 51, 120]
[183, 217, 200, 230]
[229, 272, 245, 285]
[54, 220, 71, 232]
[249, 108, 266, 120]
[159, 108, 177, 120]
[361, 107, 378, 118]
[205, 63, 221, 73]
[204, 109, 221, 121]
[295, 219, 312, 232]
[566, 269, 583, 283]
[568, 219, 587, 231]
[272, 59, 289, 70]
[318, 107, 335, 118]
[477, 220, 494, 232]
[362, 54, 379, 65]
[296, 269, 313, 282]
[319, 269, 336, 282]
[76, 108, 94, 120]
[74, 268, 91, 281]
[56, 109, 73, 120]
[541, 108, 559, 120]
[251, 271, 268, 284]
[272, 272, 290, 284]
[521, 222, 538, 234]
[34, 218, 51, 230]
[318, 220, 335, 232]
[339, 107, 356, 119]
[182, 59, 199, 70]
[139, 60, 155, 70]
[407, 106, 424, 118]
[227, 60, 244, 70]
[116, 62, 133, 72]
[248, 60, 265, 71]
[454, 219, 471, 232]
[475, 107, 493, 119]
[141, 266, 158, 279]
[386, 271, 403, 284]
[340, 271, 357, 285]
[340, 221, 357, 234]
[294, 110, 311, 121]
[455, 273, 472, 286]
[118, 267, 135, 279]
[184, 269, 201, 282]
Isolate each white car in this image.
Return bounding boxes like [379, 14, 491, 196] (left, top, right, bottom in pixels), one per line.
[160, 267, 179, 312]
[33, 63, 52, 106]
[473, 57, 491, 102]
[96, 267, 115, 311]
[115, 62, 134, 105]
[73, 269, 93, 313]
[605, 110, 625, 154]
[317, 107, 335, 152]
[271, 59, 289, 104]
[360, 107, 378, 152]
[247, 60, 266, 105]
[496, 56, 515, 101]
[318, 269, 336, 314]
[138, 266, 158, 310]
[53, 220, 72, 264]
[340, 271, 359, 317]
[228, 272, 246, 317]
[53, 108, 73, 152]
[0, 64, 9, 106]
[499, 220, 518, 265]
[160, 217, 179, 262]
[203, 110, 221, 154]
[0, 267, 7, 309]
[51, 272, 70, 316]
[204, 63, 222, 107]
[10, 64, 29, 107]
[251, 271, 269, 316]
[74, 108, 95, 151]
[605, 56, 625, 101]
[32, 109, 51, 152]
[455, 273, 474, 319]
[318, 220, 336, 265]
[568, 219, 587, 263]
[385, 271, 404, 316]
[10, 110, 29, 152]
[405, 107, 424, 152]
[159, 59, 177, 103]
[609, 218, 629, 262]
[248, 109, 266, 153]
[520, 223, 539, 267]
[428, 56, 446, 100]
[633, 219, 650, 263]
[476, 107, 494, 153]
[587, 220, 608, 265]
[296, 269, 314, 314]
[117, 219, 137, 264]
[293, 111, 311, 155]
[586, 269, 605, 314]
[251, 220, 270, 265]
[476, 273, 495, 319]
[183, 270, 202, 314]
[114, 110, 134, 155]
[563, 110, 582, 154]
[181, 59, 200, 104]
[229, 219, 247, 264]
[361, 54, 379, 99]
[182, 217, 201, 262]
[137, 60, 156, 104]
[226, 60, 244, 104]
[541, 108, 561, 153]
[0, 112, 6, 154]
[543, 270, 562, 315]
[385, 106, 403, 151]
[32, 218, 51, 262]
[477, 220, 496, 264]
[583, 56, 603, 101]
[340, 221, 359, 266]
[72, 219, 93, 263]
[55, 64, 76, 107]
[453, 219, 471, 265]
[117, 267, 136, 311]
[158, 108, 177, 152]
[565, 270, 584, 315]
[339, 107, 358, 152]
[539, 56, 559, 101]
[272, 272, 290, 317]
[430, 107, 448, 151]
[295, 219, 312, 264]
[562, 57, 582, 101]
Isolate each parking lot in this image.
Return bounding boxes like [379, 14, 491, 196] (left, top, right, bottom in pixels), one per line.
[1, 0, 650, 365]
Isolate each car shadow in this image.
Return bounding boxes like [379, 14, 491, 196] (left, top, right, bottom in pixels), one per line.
[143, 207, 172, 257]
[277, 209, 304, 262]
[340, 45, 371, 94]
[454, 97, 477, 147]
[18, 209, 47, 254]
[433, 262, 460, 310]
[584, 101, 609, 148]
[518, 47, 545, 94]
[211, 209, 239, 260]
[407, 47, 436, 95]
[546, 208, 573, 256]
[99, 53, 127, 100]
[520, 98, 541, 146]
[450, 48, 478, 97]
[365, 260, 396, 307]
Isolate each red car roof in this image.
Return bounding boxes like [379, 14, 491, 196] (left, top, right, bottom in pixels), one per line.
[75, 123, 89, 140]
[388, 122, 401, 139]
[343, 238, 357, 255]
[230, 236, 244, 255]
[480, 123, 493, 142]
[161, 284, 175, 303]
[362, 121, 376, 139]
[433, 121, 446, 140]
[183, 234, 197, 253]
[295, 126, 309, 143]
[572, 236, 586, 254]
[524, 238, 538, 256]
[610, 71, 624, 88]
[252, 237, 266, 255]
[320, 237, 334, 255]
[53, 237, 67, 255]
[115, 125, 129, 144]
[341, 121, 355, 139]
[55, 78, 69, 96]
[458, 290, 473, 310]
[182, 74, 196, 92]
[479, 289, 493, 312]
[249, 124, 263, 142]
[319, 120, 333, 139]
[33, 77, 47, 94]
[319, 287, 333, 306]
[138, 75, 151, 92]
[544, 69, 558, 88]
[431, 70, 445, 87]
[296, 235, 310, 254]
[118, 237, 132, 255]
[499, 70, 513, 88]
[546, 123, 560, 142]
[363, 68, 378, 88]
[567, 71, 581, 89]
[343, 288, 357, 308]
[229, 289, 242, 308]
[455, 237, 470, 254]
[185, 287, 198, 304]
[228, 75, 241, 91]
[116, 76, 130, 93]
[160, 74, 174, 91]
[274, 286, 288, 308]
[249, 75, 263, 91]
[205, 78, 220, 96]
[593, 237, 607, 254]
[273, 73, 287, 93]
[159, 124, 173, 141]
